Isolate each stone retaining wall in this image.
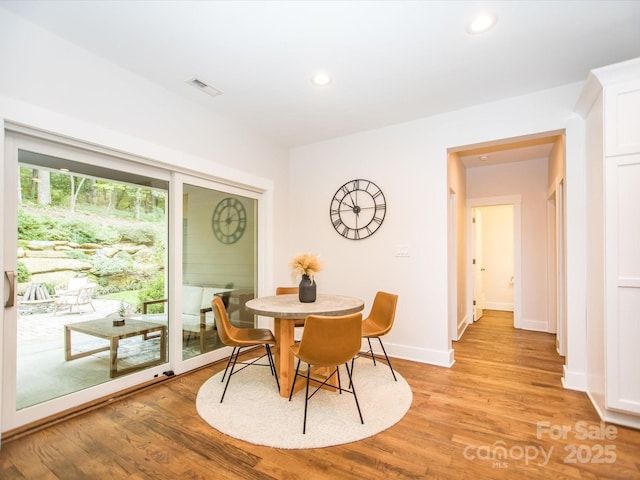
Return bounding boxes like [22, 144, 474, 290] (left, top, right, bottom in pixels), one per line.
[18, 240, 156, 294]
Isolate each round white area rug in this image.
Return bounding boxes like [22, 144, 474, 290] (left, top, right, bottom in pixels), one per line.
[196, 357, 413, 449]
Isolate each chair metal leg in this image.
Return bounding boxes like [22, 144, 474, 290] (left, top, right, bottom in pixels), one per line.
[303, 365, 311, 434]
[289, 358, 302, 401]
[221, 346, 239, 383]
[357, 336, 397, 382]
[265, 345, 276, 376]
[265, 345, 280, 390]
[377, 337, 397, 381]
[367, 338, 376, 365]
[220, 347, 241, 403]
[344, 361, 364, 425]
[291, 361, 363, 434]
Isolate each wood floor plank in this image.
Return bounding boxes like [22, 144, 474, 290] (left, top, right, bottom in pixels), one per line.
[2, 310, 640, 479]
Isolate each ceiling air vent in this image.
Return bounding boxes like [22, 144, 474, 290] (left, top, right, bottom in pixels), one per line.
[186, 77, 223, 97]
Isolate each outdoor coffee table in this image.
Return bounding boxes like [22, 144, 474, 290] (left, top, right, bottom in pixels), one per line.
[64, 318, 167, 378]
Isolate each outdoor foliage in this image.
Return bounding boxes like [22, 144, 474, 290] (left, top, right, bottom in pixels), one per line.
[18, 163, 167, 299]
[19, 206, 166, 297]
[138, 275, 166, 314]
[91, 251, 136, 277]
[118, 226, 157, 246]
[17, 261, 30, 283]
[17, 209, 56, 241]
[17, 208, 161, 246]
[20, 166, 166, 221]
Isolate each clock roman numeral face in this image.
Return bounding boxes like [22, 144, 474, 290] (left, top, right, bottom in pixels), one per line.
[212, 197, 247, 244]
[329, 179, 386, 240]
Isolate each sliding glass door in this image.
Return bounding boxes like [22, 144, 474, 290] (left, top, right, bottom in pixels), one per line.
[2, 130, 172, 431]
[2, 129, 260, 433]
[136, 175, 259, 372]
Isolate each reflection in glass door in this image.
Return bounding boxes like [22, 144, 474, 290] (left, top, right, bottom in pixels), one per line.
[180, 183, 257, 360]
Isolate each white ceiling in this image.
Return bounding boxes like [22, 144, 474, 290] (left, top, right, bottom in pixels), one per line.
[2, 0, 640, 152]
[459, 141, 556, 169]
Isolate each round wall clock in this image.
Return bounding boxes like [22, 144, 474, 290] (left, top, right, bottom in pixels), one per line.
[212, 197, 247, 244]
[330, 178, 386, 240]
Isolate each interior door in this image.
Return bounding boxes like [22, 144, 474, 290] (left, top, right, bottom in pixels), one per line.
[472, 208, 485, 321]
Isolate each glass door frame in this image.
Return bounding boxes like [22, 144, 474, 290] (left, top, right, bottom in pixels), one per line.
[169, 173, 264, 375]
[1, 124, 269, 434]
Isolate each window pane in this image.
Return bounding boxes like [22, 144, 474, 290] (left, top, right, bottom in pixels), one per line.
[16, 150, 169, 409]
[181, 184, 257, 359]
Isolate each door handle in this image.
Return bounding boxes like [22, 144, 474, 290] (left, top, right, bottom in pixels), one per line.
[5, 270, 16, 308]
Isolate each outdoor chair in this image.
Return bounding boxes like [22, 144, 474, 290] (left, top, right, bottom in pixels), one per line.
[53, 277, 96, 315]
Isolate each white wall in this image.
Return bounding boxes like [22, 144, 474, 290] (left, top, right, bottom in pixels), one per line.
[467, 159, 548, 328]
[289, 83, 586, 370]
[0, 8, 591, 381]
[0, 8, 290, 292]
[0, 7, 291, 403]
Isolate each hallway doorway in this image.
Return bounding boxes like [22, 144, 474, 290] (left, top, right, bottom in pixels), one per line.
[471, 204, 515, 321]
[448, 131, 566, 347]
[468, 197, 521, 327]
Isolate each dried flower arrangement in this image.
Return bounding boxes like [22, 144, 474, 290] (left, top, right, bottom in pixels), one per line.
[290, 252, 323, 284]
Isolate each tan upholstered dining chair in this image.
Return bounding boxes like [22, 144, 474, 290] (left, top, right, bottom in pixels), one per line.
[211, 296, 279, 402]
[276, 286, 304, 327]
[288, 312, 364, 434]
[357, 291, 399, 381]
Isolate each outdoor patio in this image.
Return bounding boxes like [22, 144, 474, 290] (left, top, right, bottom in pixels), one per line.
[15, 298, 216, 410]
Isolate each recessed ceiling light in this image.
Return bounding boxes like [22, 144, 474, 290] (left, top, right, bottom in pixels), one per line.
[311, 72, 332, 87]
[466, 14, 497, 34]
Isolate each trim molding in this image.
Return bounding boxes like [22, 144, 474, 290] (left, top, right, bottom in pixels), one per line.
[586, 391, 640, 430]
[457, 314, 469, 340]
[518, 318, 548, 332]
[561, 365, 587, 392]
[484, 302, 514, 311]
[367, 341, 455, 368]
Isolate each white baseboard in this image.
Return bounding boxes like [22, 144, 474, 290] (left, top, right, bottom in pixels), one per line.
[457, 320, 468, 340]
[586, 391, 640, 429]
[483, 302, 514, 311]
[517, 318, 548, 332]
[456, 314, 469, 340]
[562, 365, 587, 392]
[366, 340, 455, 368]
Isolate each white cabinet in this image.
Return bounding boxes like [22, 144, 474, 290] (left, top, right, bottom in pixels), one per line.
[605, 80, 640, 156]
[604, 82, 640, 415]
[577, 57, 640, 426]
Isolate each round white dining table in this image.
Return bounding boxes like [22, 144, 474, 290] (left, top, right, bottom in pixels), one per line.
[245, 293, 364, 318]
[245, 293, 365, 397]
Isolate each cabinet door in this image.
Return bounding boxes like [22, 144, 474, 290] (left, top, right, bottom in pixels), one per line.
[606, 154, 640, 414]
[605, 80, 640, 157]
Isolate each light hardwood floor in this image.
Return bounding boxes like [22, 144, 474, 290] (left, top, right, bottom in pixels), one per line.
[1, 310, 639, 479]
